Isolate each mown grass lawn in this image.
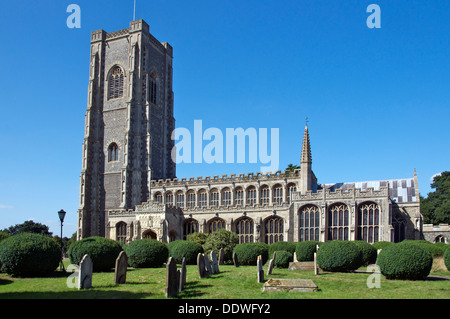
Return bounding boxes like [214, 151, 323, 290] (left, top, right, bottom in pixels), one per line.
[0, 261, 448, 299]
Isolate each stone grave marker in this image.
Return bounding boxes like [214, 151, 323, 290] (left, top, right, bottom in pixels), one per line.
[78, 254, 93, 290]
[218, 248, 224, 265]
[197, 253, 207, 278]
[267, 258, 274, 275]
[204, 254, 213, 275]
[179, 257, 186, 292]
[233, 252, 239, 267]
[314, 252, 319, 275]
[165, 257, 178, 297]
[210, 251, 220, 274]
[257, 255, 264, 283]
[293, 252, 298, 262]
[114, 251, 128, 285]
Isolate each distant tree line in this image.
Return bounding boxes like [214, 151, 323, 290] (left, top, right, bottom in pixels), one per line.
[421, 171, 450, 225]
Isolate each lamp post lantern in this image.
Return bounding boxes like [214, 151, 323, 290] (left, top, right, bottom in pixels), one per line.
[58, 209, 66, 272]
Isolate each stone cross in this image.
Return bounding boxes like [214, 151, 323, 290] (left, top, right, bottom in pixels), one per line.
[197, 253, 207, 278]
[78, 254, 93, 290]
[179, 257, 186, 292]
[165, 257, 178, 297]
[210, 251, 220, 274]
[257, 255, 264, 283]
[114, 251, 128, 285]
[218, 248, 224, 265]
[232, 252, 239, 267]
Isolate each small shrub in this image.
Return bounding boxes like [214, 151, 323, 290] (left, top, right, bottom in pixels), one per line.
[168, 240, 204, 265]
[316, 241, 363, 272]
[268, 241, 296, 258]
[353, 241, 377, 266]
[203, 229, 238, 264]
[295, 241, 320, 262]
[444, 247, 450, 271]
[186, 232, 208, 245]
[377, 242, 433, 280]
[233, 242, 269, 265]
[273, 250, 292, 268]
[124, 239, 168, 268]
[0, 233, 61, 277]
[68, 236, 122, 272]
[399, 240, 443, 258]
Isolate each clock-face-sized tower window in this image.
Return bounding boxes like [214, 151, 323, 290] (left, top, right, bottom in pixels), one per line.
[108, 66, 124, 99]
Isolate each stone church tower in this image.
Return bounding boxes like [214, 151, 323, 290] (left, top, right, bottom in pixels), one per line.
[77, 20, 176, 239]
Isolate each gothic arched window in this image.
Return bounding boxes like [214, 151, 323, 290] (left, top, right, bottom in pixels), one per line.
[264, 216, 284, 244]
[327, 203, 349, 240]
[260, 185, 269, 205]
[273, 184, 283, 205]
[183, 218, 199, 240]
[357, 202, 380, 243]
[108, 66, 124, 99]
[108, 143, 119, 162]
[235, 217, 254, 243]
[247, 186, 257, 205]
[208, 217, 226, 233]
[299, 205, 320, 241]
[116, 222, 127, 246]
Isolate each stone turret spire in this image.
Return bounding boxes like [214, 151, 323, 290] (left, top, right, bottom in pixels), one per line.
[301, 123, 312, 164]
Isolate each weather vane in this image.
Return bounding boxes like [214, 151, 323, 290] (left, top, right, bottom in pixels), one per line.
[305, 116, 309, 126]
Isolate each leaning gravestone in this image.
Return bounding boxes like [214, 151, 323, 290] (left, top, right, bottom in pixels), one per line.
[233, 252, 239, 267]
[218, 248, 224, 265]
[165, 257, 178, 298]
[204, 254, 213, 275]
[197, 253, 207, 278]
[210, 251, 220, 274]
[78, 254, 93, 290]
[257, 255, 264, 283]
[179, 257, 187, 292]
[267, 258, 274, 275]
[114, 251, 128, 284]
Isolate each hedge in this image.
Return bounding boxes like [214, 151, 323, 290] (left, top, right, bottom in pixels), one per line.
[353, 240, 377, 266]
[233, 242, 269, 265]
[316, 240, 363, 272]
[273, 250, 292, 268]
[399, 240, 444, 258]
[268, 241, 296, 258]
[0, 233, 61, 277]
[295, 241, 320, 262]
[377, 242, 432, 280]
[68, 236, 123, 272]
[445, 248, 450, 271]
[372, 241, 394, 250]
[168, 240, 204, 265]
[124, 239, 168, 268]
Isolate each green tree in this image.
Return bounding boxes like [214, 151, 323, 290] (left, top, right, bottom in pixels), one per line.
[286, 163, 300, 172]
[3, 220, 52, 236]
[421, 171, 450, 224]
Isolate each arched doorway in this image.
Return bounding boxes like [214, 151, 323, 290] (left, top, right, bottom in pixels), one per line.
[142, 229, 157, 239]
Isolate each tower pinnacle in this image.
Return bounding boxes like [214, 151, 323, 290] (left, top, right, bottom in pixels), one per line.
[301, 123, 312, 164]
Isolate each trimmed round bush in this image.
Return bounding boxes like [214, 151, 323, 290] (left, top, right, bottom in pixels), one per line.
[295, 241, 320, 262]
[124, 239, 168, 268]
[353, 241, 377, 266]
[233, 242, 269, 265]
[399, 240, 444, 258]
[203, 229, 238, 264]
[168, 240, 204, 265]
[372, 241, 394, 250]
[316, 241, 363, 272]
[444, 248, 450, 271]
[68, 236, 122, 272]
[377, 242, 433, 280]
[268, 241, 296, 258]
[273, 250, 292, 268]
[0, 233, 61, 277]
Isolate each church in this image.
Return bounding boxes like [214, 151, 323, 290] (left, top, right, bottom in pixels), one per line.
[77, 19, 423, 245]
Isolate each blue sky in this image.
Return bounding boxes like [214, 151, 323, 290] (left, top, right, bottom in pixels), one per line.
[0, 0, 449, 236]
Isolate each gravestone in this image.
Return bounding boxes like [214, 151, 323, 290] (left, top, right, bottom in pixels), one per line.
[293, 252, 298, 262]
[179, 257, 186, 292]
[218, 248, 224, 265]
[114, 251, 128, 284]
[165, 257, 178, 297]
[210, 251, 220, 274]
[233, 252, 239, 267]
[267, 258, 274, 275]
[262, 279, 318, 292]
[197, 253, 207, 278]
[204, 254, 213, 275]
[78, 254, 93, 290]
[314, 252, 319, 275]
[257, 255, 264, 283]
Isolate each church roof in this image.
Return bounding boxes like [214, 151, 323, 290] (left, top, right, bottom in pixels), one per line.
[320, 178, 417, 203]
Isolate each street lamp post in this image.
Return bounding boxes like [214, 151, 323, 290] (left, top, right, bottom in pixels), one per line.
[58, 209, 66, 272]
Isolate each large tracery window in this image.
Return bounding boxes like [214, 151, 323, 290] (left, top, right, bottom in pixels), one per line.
[208, 217, 226, 233]
[357, 202, 380, 243]
[264, 216, 284, 244]
[183, 218, 199, 240]
[327, 203, 349, 240]
[235, 217, 254, 243]
[299, 205, 320, 241]
[108, 66, 124, 99]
